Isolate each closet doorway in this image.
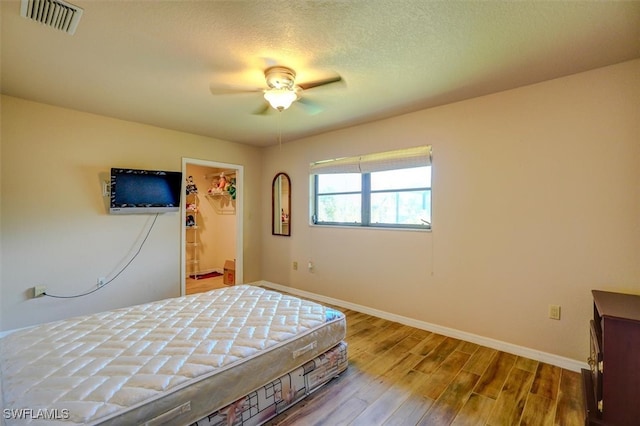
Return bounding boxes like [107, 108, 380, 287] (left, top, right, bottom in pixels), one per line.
[181, 158, 243, 295]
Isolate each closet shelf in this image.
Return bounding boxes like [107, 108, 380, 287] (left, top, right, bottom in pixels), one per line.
[204, 193, 236, 215]
[206, 191, 231, 197]
[204, 170, 236, 180]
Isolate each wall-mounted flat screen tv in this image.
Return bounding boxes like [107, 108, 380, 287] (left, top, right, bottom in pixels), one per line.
[110, 168, 182, 214]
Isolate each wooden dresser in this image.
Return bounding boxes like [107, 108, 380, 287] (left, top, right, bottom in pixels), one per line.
[582, 290, 640, 426]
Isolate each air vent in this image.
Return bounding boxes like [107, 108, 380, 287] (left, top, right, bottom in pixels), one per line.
[20, 0, 83, 35]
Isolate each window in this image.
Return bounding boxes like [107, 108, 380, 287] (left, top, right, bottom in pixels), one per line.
[311, 146, 432, 229]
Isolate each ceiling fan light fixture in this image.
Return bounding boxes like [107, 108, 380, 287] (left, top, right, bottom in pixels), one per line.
[265, 66, 296, 90]
[264, 88, 298, 111]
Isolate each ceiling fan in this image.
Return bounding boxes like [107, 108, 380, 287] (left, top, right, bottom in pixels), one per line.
[209, 66, 343, 115]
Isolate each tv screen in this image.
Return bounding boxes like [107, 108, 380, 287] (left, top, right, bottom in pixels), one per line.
[110, 168, 182, 214]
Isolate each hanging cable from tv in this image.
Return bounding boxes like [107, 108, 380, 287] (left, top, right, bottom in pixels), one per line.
[44, 213, 159, 299]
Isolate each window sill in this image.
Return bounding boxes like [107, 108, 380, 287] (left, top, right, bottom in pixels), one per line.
[309, 223, 431, 233]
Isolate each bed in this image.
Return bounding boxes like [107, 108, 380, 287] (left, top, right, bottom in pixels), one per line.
[0, 285, 347, 425]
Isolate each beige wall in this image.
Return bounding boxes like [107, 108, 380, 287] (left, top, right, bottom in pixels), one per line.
[261, 59, 640, 362]
[0, 96, 262, 331]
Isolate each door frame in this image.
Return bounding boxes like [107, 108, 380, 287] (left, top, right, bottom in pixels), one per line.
[181, 157, 244, 295]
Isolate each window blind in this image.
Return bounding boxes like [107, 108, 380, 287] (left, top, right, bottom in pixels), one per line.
[309, 146, 431, 174]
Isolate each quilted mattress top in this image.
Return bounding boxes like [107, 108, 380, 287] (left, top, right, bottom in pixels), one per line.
[0, 285, 344, 425]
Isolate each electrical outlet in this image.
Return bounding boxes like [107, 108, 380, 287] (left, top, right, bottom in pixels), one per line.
[549, 304, 561, 320]
[102, 180, 111, 197]
[292, 261, 298, 271]
[33, 286, 46, 298]
[97, 277, 106, 288]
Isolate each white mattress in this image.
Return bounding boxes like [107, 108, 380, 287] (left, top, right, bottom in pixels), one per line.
[0, 285, 346, 425]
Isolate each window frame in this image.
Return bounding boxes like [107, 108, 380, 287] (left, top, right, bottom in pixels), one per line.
[311, 147, 432, 230]
[312, 174, 363, 225]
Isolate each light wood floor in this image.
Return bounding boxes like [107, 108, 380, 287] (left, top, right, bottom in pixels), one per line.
[266, 308, 585, 426]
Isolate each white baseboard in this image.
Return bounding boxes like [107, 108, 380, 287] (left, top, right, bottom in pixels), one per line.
[253, 280, 588, 372]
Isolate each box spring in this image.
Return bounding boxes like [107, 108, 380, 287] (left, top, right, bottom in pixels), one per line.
[0, 285, 347, 425]
[191, 342, 347, 426]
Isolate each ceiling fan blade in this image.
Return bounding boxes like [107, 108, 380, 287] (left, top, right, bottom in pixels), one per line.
[296, 97, 324, 115]
[209, 83, 263, 95]
[252, 102, 272, 115]
[298, 74, 342, 91]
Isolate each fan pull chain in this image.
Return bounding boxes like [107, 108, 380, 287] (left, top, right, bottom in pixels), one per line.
[278, 110, 282, 150]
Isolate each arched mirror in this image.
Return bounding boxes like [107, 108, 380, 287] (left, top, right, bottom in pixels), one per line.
[272, 173, 291, 236]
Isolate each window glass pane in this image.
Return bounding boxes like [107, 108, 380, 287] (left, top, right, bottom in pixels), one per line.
[370, 190, 431, 225]
[317, 194, 362, 223]
[317, 173, 361, 193]
[371, 166, 431, 191]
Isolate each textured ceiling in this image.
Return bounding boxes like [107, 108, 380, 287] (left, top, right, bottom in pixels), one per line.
[1, 1, 639, 147]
